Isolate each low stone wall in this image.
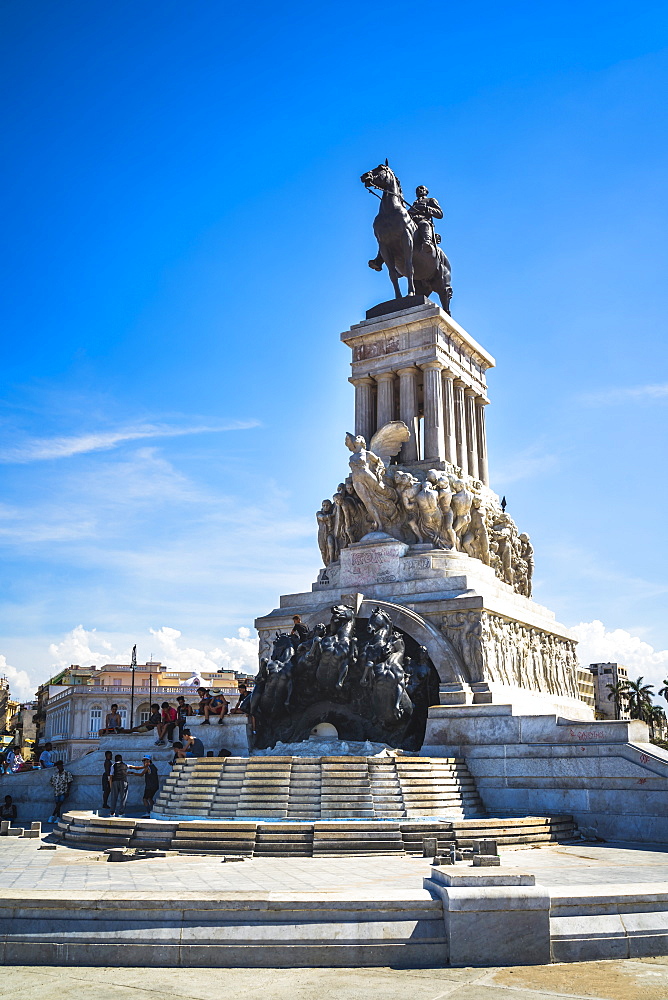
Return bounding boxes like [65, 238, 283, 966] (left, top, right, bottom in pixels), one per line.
[0, 716, 251, 823]
[424, 706, 668, 843]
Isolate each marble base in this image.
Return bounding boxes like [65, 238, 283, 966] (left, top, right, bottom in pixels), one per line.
[256, 536, 590, 721]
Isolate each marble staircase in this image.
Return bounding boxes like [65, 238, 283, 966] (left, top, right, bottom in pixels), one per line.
[154, 755, 487, 822]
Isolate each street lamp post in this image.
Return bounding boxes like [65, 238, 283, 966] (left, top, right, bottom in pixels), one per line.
[130, 644, 137, 729]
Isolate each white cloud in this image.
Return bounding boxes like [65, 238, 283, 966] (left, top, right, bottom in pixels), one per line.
[0, 420, 259, 463]
[573, 620, 668, 697]
[0, 654, 35, 701]
[48, 625, 117, 669]
[149, 626, 258, 676]
[580, 383, 668, 406]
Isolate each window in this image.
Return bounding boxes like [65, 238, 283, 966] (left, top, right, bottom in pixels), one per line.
[117, 707, 128, 728]
[140, 711, 150, 724]
[89, 707, 102, 735]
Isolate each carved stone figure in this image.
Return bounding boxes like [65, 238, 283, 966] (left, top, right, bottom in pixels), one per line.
[463, 495, 490, 564]
[415, 476, 447, 548]
[429, 469, 457, 549]
[361, 162, 453, 311]
[491, 514, 514, 586]
[450, 478, 473, 546]
[345, 422, 409, 537]
[394, 471, 423, 542]
[442, 612, 484, 682]
[316, 499, 337, 566]
[520, 533, 534, 597]
[318, 430, 537, 598]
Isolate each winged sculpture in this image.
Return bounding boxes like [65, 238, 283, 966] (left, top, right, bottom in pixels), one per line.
[345, 421, 410, 538]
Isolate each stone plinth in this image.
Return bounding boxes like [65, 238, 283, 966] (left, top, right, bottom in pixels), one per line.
[424, 866, 551, 966]
[256, 535, 589, 721]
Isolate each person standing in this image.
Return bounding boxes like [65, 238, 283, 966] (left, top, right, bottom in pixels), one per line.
[101, 750, 113, 811]
[48, 761, 73, 823]
[129, 754, 159, 817]
[108, 754, 129, 816]
[175, 696, 191, 739]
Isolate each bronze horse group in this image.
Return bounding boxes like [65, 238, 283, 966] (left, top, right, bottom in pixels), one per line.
[361, 161, 453, 313]
[252, 605, 418, 741]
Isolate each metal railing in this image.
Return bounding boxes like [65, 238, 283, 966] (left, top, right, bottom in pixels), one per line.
[45, 684, 241, 705]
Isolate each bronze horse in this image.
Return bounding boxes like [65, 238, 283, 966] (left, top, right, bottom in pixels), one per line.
[252, 632, 294, 720]
[306, 605, 357, 693]
[360, 162, 453, 313]
[360, 607, 413, 727]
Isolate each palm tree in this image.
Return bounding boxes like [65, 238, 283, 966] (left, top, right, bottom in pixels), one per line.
[624, 676, 655, 721]
[606, 680, 629, 720]
[645, 704, 667, 740]
[658, 678, 668, 706]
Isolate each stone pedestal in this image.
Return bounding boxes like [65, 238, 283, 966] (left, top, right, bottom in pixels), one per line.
[424, 867, 551, 966]
[257, 534, 591, 721]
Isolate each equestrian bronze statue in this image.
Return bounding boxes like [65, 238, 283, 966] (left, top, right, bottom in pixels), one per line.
[361, 161, 453, 314]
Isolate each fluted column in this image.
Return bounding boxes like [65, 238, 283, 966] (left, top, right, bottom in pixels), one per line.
[453, 379, 467, 475]
[375, 371, 396, 429]
[475, 396, 489, 485]
[397, 366, 419, 462]
[421, 362, 446, 462]
[352, 376, 375, 444]
[442, 370, 456, 466]
[464, 388, 479, 482]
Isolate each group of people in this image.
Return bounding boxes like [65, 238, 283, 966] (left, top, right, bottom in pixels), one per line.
[0, 741, 59, 773]
[100, 735, 234, 818]
[96, 685, 251, 743]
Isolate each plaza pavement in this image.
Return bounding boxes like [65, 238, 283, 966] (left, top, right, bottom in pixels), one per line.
[1, 838, 668, 994]
[1, 959, 668, 999]
[0, 837, 667, 894]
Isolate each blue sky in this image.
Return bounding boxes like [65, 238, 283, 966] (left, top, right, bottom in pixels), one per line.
[1, 1, 668, 699]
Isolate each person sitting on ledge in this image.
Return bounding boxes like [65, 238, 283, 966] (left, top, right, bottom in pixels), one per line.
[291, 615, 309, 643]
[39, 742, 55, 767]
[132, 704, 161, 733]
[182, 728, 204, 758]
[171, 741, 195, 765]
[201, 691, 228, 725]
[196, 687, 211, 714]
[1, 795, 17, 821]
[230, 682, 250, 714]
[154, 702, 177, 746]
[99, 704, 123, 735]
